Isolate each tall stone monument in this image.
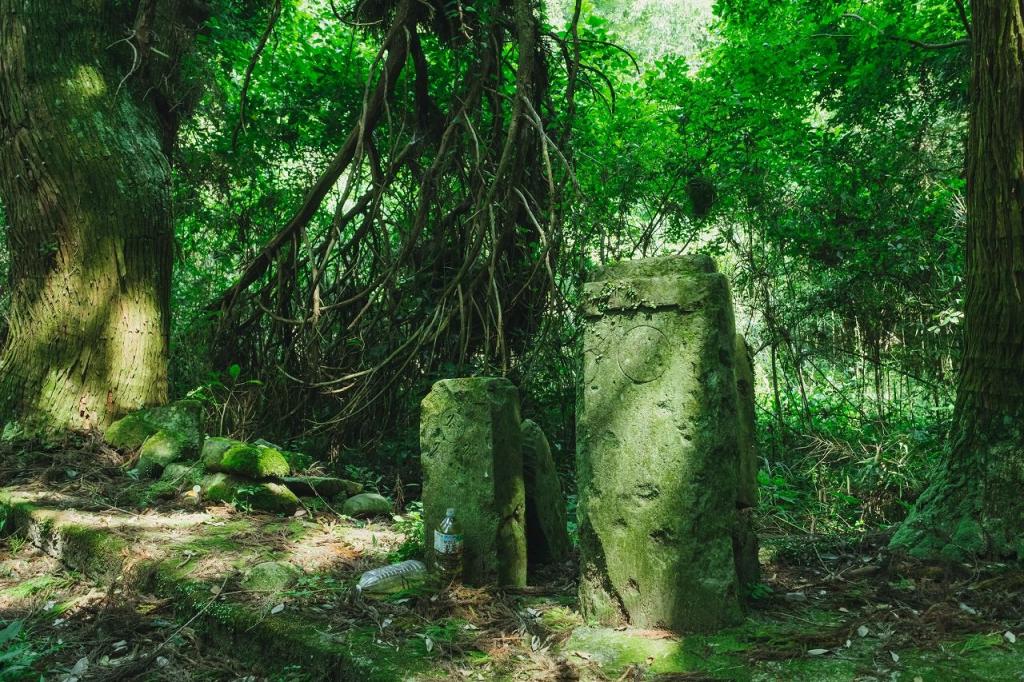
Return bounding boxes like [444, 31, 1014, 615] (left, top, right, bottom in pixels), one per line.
[577, 254, 745, 632]
[420, 378, 527, 587]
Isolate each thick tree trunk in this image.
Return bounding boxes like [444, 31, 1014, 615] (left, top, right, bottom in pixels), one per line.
[892, 0, 1024, 559]
[0, 2, 200, 436]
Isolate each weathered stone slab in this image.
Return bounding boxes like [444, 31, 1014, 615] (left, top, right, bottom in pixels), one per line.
[734, 334, 758, 509]
[577, 254, 743, 632]
[733, 334, 760, 591]
[420, 378, 527, 587]
[520, 420, 571, 565]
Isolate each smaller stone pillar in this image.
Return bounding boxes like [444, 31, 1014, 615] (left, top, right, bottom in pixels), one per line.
[521, 419, 571, 565]
[420, 378, 527, 587]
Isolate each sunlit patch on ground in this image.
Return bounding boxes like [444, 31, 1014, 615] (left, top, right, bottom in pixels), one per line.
[2, 452, 1023, 680]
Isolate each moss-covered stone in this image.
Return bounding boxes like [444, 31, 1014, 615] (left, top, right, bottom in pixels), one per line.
[342, 492, 391, 517]
[281, 476, 362, 498]
[105, 400, 203, 456]
[206, 443, 290, 479]
[420, 377, 527, 587]
[201, 436, 237, 468]
[577, 254, 743, 632]
[161, 462, 198, 484]
[105, 414, 158, 450]
[132, 430, 189, 478]
[247, 483, 301, 514]
[242, 560, 303, 593]
[201, 473, 300, 514]
[520, 419, 571, 565]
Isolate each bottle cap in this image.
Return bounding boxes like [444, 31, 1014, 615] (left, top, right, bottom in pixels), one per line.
[446, 508, 455, 516]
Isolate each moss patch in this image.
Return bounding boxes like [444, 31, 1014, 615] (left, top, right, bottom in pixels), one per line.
[209, 444, 290, 479]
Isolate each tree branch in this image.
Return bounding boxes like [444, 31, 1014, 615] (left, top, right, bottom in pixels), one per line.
[842, 12, 969, 50]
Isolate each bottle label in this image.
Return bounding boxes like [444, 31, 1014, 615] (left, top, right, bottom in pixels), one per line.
[434, 530, 463, 555]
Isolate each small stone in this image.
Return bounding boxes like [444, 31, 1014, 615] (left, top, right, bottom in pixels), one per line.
[342, 493, 392, 517]
[280, 476, 362, 498]
[242, 561, 302, 593]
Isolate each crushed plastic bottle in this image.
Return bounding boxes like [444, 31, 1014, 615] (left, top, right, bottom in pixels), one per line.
[355, 560, 427, 594]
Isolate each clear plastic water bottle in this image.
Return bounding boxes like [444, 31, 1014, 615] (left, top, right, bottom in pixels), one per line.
[355, 560, 427, 594]
[434, 508, 464, 582]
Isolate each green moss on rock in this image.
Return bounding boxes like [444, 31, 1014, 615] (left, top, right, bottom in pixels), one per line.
[281, 476, 362, 498]
[420, 377, 527, 588]
[242, 560, 303, 593]
[201, 437, 237, 469]
[208, 444, 290, 479]
[342, 493, 391, 517]
[133, 430, 190, 478]
[105, 414, 158, 450]
[201, 473, 299, 514]
[577, 255, 744, 632]
[105, 401, 202, 456]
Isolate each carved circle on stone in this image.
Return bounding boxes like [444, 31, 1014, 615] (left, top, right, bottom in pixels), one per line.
[617, 325, 669, 384]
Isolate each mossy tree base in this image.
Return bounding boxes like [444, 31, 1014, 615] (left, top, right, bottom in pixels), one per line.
[891, 434, 1024, 561]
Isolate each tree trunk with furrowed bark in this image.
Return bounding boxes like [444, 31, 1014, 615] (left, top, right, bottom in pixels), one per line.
[0, 1, 205, 438]
[891, 0, 1024, 560]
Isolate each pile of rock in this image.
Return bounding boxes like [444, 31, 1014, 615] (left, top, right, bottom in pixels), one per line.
[105, 403, 385, 516]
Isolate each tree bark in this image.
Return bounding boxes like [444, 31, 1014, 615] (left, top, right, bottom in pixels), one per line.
[0, 1, 202, 437]
[891, 0, 1024, 559]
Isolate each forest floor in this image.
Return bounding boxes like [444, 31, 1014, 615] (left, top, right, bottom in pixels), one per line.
[1, 449, 1023, 681]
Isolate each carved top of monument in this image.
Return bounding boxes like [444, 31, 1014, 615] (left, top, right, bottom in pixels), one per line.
[588, 254, 716, 282]
[581, 254, 726, 317]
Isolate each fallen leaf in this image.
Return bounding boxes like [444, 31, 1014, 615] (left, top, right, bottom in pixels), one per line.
[70, 657, 89, 675]
[857, 625, 869, 637]
[271, 603, 285, 614]
[1005, 631, 1017, 644]
[807, 648, 829, 656]
[890, 651, 900, 663]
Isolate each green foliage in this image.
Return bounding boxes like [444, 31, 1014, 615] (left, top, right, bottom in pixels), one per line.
[388, 501, 425, 562]
[0, 620, 46, 681]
